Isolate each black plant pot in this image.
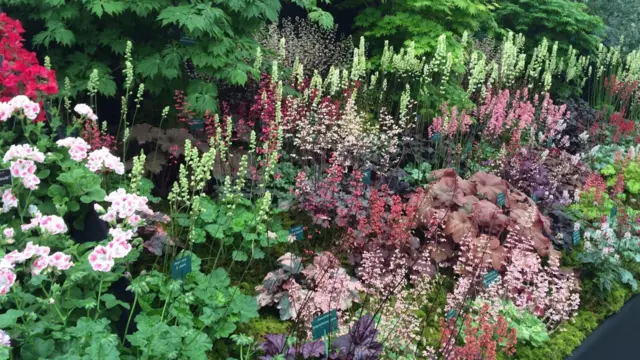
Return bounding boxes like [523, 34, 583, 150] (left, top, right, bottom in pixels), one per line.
[68, 205, 141, 342]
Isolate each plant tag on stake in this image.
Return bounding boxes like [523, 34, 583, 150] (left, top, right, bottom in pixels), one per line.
[432, 132, 441, 142]
[171, 255, 192, 280]
[497, 192, 505, 208]
[610, 206, 617, 219]
[0, 169, 11, 186]
[180, 32, 196, 46]
[483, 270, 499, 288]
[532, 193, 537, 203]
[363, 169, 372, 185]
[289, 225, 304, 241]
[311, 309, 338, 340]
[445, 309, 457, 321]
[572, 230, 580, 245]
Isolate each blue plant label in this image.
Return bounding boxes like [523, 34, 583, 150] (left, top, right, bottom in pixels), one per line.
[289, 225, 304, 241]
[180, 36, 196, 46]
[432, 132, 441, 142]
[610, 206, 617, 218]
[0, 55, 3, 64]
[190, 118, 204, 131]
[311, 309, 338, 340]
[497, 192, 505, 208]
[363, 169, 372, 185]
[0, 169, 11, 186]
[465, 141, 473, 154]
[483, 270, 499, 288]
[171, 255, 192, 280]
[532, 193, 537, 203]
[547, 137, 553, 148]
[445, 309, 457, 321]
[572, 230, 580, 245]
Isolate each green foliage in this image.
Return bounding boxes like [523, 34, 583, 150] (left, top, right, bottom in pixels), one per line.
[494, 0, 604, 54]
[499, 301, 549, 347]
[569, 188, 615, 221]
[403, 162, 433, 186]
[343, 0, 500, 55]
[580, 0, 640, 53]
[1, 0, 332, 113]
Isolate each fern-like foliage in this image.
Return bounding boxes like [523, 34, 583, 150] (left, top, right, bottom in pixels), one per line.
[340, 0, 500, 55]
[0, 0, 332, 113]
[494, 0, 604, 54]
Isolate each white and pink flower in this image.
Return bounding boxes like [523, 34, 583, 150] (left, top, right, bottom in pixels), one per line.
[48, 252, 74, 270]
[56, 137, 90, 162]
[3, 144, 45, 163]
[1, 189, 17, 213]
[88, 245, 114, 272]
[109, 227, 134, 242]
[2, 228, 14, 238]
[38, 215, 68, 235]
[0, 329, 11, 347]
[73, 104, 98, 121]
[86, 148, 124, 175]
[9, 159, 36, 178]
[107, 239, 132, 259]
[31, 256, 49, 276]
[0, 102, 13, 122]
[0, 269, 16, 295]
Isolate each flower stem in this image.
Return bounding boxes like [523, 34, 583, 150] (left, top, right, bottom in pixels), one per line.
[94, 277, 104, 320]
[121, 292, 138, 346]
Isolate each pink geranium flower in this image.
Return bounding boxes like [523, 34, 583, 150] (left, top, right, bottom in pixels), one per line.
[88, 246, 114, 272]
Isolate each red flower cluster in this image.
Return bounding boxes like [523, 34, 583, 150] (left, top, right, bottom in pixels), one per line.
[0, 13, 58, 105]
[440, 303, 517, 360]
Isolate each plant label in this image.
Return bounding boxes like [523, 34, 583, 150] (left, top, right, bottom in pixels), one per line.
[0, 169, 11, 186]
[465, 141, 473, 154]
[289, 225, 304, 241]
[0, 55, 3, 65]
[445, 309, 457, 321]
[483, 270, 499, 288]
[180, 36, 196, 46]
[610, 206, 617, 218]
[171, 255, 192, 280]
[546, 137, 553, 148]
[190, 118, 204, 131]
[572, 230, 580, 245]
[311, 309, 338, 340]
[497, 192, 505, 208]
[532, 193, 537, 203]
[432, 132, 441, 142]
[363, 169, 372, 185]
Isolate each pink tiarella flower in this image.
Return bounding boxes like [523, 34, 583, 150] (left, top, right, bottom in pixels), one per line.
[73, 103, 98, 121]
[0, 102, 13, 122]
[31, 256, 49, 276]
[88, 245, 114, 272]
[56, 137, 91, 162]
[48, 252, 74, 270]
[1, 189, 18, 213]
[2, 228, 13, 238]
[107, 239, 132, 259]
[86, 148, 124, 175]
[0, 269, 16, 295]
[38, 215, 68, 235]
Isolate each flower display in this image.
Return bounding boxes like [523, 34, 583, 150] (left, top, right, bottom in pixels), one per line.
[86, 147, 125, 175]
